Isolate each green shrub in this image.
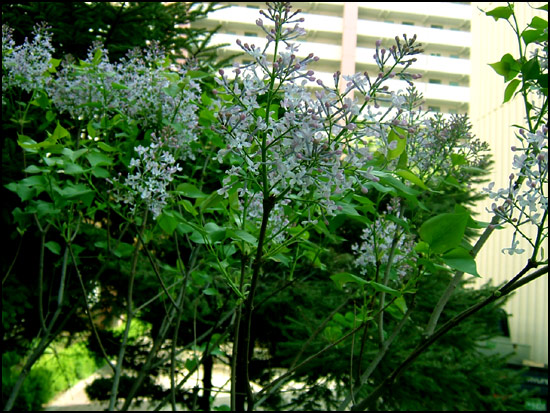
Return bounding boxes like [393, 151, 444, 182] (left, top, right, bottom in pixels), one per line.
[2, 341, 102, 410]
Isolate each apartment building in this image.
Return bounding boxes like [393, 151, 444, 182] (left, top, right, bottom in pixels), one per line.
[470, 2, 548, 365]
[194, 2, 472, 114]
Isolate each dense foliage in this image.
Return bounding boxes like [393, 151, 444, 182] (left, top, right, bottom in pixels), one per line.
[1, 2, 226, 63]
[2, 2, 547, 411]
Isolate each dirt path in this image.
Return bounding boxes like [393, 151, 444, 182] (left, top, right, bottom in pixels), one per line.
[43, 363, 235, 411]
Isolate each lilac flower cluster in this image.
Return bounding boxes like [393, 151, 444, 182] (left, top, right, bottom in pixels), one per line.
[213, 3, 423, 242]
[352, 198, 416, 280]
[51, 42, 201, 159]
[397, 89, 491, 186]
[483, 126, 548, 254]
[109, 130, 183, 219]
[49, 43, 119, 119]
[2, 25, 201, 160]
[2, 24, 55, 98]
[3, 26, 202, 220]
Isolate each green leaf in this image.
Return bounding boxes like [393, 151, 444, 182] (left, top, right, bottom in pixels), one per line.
[204, 222, 227, 243]
[86, 150, 113, 168]
[54, 183, 94, 206]
[111, 82, 128, 90]
[229, 229, 257, 245]
[45, 241, 62, 255]
[63, 162, 86, 175]
[395, 169, 428, 190]
[176, 183, 207, 198]
[378, 174, 420, 197]
[188, 70, 210, 79]
[179, 199, 198, 216]
[263, 252, 288, 266]
[48, 57, 61, 73]
[198, 191, 223, 211]
[158, 211, 181, 235]
[62, 148, 88, 162]
[97, 142, 117, 152]
[87, 121, 98, 139]
[330, 272, 368, 289]
[414, 241, 430, 254]
[17, 133, 60, 151]
[113, 242, 134, 258]
[450, 153, 467, 166]
[368, 281, 400, 297]
[51, 122, 70, 141]
[17, 134, 38, 150]
[528, 16, 548, 30]
[442, 247, 480, 277]
[91, 167, 110, 178]
[489, 53, 521, 82]
[503, 79, 521, 103]
[92, 48, 103, 65]
[31, 200, 59, 219]
[203, 287, 218, 296]
[419, 209, 469, 254]
[521, 57, 541, 81]
[387, 296, 408, 318]
[23, 165, 47, 174]
[387, 127, 407, 161]
[6, 182, 35, 202]
[485, 5, 513, 21]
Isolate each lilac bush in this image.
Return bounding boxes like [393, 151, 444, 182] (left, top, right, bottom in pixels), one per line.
[2, 2, 548, 412]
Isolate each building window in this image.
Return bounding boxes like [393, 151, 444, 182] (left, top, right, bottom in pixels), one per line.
[450, 54, 460, 59]
[244, 31, 256, 37]
[429, 79, 442, 84]
[431, 24, 444, 29]
[402, 21, 414, 26]
[428, 106, 441, 113]
[449, 81, 460, 86]
[431, 53, 441, 57]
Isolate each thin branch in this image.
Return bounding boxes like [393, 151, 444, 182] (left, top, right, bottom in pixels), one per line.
[254, 295, 400, 408]
[134, 226, 179, 310]
[339, 297, 415, 410]
[108, 210, 148, 410]
[424, 214, 499, 336]
[350, 264, 548, 411]
[2, 232, 23, 285]
[68, 243, 116, 373]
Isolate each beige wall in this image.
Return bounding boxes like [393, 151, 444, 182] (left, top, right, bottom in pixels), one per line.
[470, 2, 547, 364]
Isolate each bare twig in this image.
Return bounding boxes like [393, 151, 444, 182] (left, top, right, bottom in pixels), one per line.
[350, 264, 548, 411]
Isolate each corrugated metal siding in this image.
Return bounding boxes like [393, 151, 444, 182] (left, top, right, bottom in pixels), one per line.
[470, 2, 548, 364]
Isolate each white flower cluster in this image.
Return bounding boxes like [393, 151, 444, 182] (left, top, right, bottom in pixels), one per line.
[109, 131, 182, 219]
[483, 126, 548, 254]
[212, 3, 424, 243]
[2, 26, 201, 160]
[406, 111, 491, 185]
[352, 198, 416, 279]
[2, 24, 55, 97]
